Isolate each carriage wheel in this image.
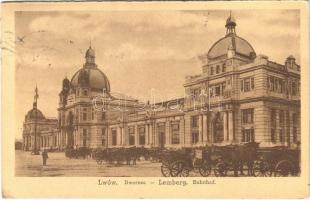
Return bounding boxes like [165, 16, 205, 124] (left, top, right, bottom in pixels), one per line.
[214, 162, 227, 177]
[275, 160, 293, 177]
[178, 167, 190, 177]
[170, 161, 186, 177]
[160, 163, 171, 177]
[199, 162, 212, 177]
[253, 160, 272, 177]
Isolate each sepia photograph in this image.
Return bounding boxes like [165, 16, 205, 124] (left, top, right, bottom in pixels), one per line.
[2, 1, 309, 198]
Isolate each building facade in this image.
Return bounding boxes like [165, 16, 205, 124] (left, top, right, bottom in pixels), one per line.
[42, 15, 301, 151]
[22, 99, 58, 151]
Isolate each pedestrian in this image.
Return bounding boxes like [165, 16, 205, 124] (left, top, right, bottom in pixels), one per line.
[42, 150, 48, 166]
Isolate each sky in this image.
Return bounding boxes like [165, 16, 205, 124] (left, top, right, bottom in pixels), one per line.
[13, 10, 300, 139]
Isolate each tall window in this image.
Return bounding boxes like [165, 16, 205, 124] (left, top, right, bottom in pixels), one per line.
[268, 76, 286, 93]
[191, 116, 199, 144]
[286, 112, 290, 145]
[241, 77, 254, 92]
[112, 129, 117, 146]
[242, 128, 255, 142]
[215, 85, 221, 96]
[83, 129, 87, 147]
[192, 131, 199, 144]
[222, 83, 226, 94]
[191, 116, 199, 128]
[171, 122, 180, 144]
[222, 63, 226, 72]
[292, 113, 298, 143]
[216, 65, 220, 74]
[242, 108, 254, 124]
[279, 129, 285, 143]
[138, 126, 145, 145]
[279, 110, 285, 143]
[269, 76, 274, 91]
[210, 83, 225, 97]
[291, 82, 297, 95]
[82, 107, 87, 121]
[157, 124, 166, 147]
[91, 108, 94, 120]
[270, 109, 276, 143]
[210, 66, 214, 75]
[279, 110, 284, 126]
[129, 126, 135, 145]
[192, 88, 201, 99]
[101, 128, 106, 146]
[279, 79, 284, 93]
[75, 108, 79, 123]
[54, 135, 57, 146]
[101, 112, 106, 121]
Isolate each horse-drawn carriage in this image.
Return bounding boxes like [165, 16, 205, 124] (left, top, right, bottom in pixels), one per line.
[159, 143, 300, 177]
[160, 147, 214, 177]
[65, 147, 92, 159]
[253, 146, 300, 177]
[92, 146, 150, 165]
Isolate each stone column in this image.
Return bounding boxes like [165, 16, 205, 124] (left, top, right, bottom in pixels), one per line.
[59, 131, 62, 149]
[122, 127, 126, 146]
[149, 123, 153, 145]
[228, 111, 234, 141]
[106, 128, 109, 148]
[66, 132, 68, 147]
[202, 114, 208, 144]
[154, 124, 158, 147]
[76, 130, 81, 147]
[223, 111, 228, 142]
[145, 124, 149, 145]
[165, 121, 170, 146]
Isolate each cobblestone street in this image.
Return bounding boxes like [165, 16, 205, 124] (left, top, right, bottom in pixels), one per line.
[15, 150, 163, 177]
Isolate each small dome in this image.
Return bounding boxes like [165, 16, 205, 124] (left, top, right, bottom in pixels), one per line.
[25, 108, 45, 121]
[71, 67, 110, 92]
[207, 35, 256, 59]
[287, 55, 295, 60]
[85, 47, 95, 58]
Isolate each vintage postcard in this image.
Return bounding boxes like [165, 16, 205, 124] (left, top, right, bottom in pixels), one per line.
[2, 1, 309, 198]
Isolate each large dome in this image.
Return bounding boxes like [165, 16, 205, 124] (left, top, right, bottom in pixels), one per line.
[25, 108, 45, 121]
[207, 35, 256, 59]
[70, 46, 111, 92]
[207, 14, 256, 60]
[70, 67, 111, 92]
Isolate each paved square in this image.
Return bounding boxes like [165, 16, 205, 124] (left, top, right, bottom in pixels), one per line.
[15, 150, 163, 177]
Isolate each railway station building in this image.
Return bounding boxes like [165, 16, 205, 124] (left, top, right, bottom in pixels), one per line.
[34, 14, 301, 151]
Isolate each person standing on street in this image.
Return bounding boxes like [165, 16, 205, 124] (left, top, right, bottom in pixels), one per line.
[42, 150, 48, 166]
